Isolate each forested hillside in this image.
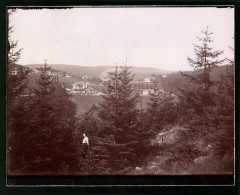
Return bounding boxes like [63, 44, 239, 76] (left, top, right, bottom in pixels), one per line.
[7, 22, 234, 176]
[159, 65, 233, 94]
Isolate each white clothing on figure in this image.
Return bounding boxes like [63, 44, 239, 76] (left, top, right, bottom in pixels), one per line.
[82, 136, 89, 145]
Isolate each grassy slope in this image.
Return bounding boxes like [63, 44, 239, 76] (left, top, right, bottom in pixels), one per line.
[129, 65, 234, 175]
[131, 125, 233, 175]
[72, 94, 150, 117]
[71, 95, 104, 117]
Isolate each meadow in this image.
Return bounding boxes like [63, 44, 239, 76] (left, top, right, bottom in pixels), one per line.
[72, 94, 150, 117]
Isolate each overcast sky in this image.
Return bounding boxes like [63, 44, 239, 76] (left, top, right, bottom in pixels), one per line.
[9, 7, 234, 71]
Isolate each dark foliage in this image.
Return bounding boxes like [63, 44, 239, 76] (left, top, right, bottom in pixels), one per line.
[7, 17, 234, 175]
[146, 81, 178, 135]
[76, 62, 159, 174]
[175, 27, 234, 173]
[8, 61, 78, 174]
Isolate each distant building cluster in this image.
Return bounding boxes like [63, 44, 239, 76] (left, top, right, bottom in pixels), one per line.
[32, 67, 73, 77]
[143, 75, 167, 83]
[143, 77, 155, 83]
[29, 66, 170, 97]
[64, 82, 104, 96]
[140, 89, 165, 96]
[101, 77, 110, 82]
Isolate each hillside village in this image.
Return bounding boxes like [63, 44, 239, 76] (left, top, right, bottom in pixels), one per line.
[27, 66, 170, 97]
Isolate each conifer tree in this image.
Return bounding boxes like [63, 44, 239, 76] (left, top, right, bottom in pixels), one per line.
[7, 9, 32, 173]
[178, 28, 233, 172]
[118, 64, 139, 141]
[146, 81, 163, 133]
[96, 61, 141, 171]
[33, 61, 55, 126]
[98, 66, 120, 139]
[7, 9, 31, 103]
[180, 27, 225, 112]
[209, 44, 234, 163]
[183, 27, 225, 90]
[18, 61, 56, 172]
[21, 63, 78, 174]
[50, 84, 78, 174]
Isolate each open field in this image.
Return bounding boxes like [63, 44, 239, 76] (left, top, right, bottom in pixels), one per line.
[72, 94, 150, 117]
[71, 95, 104, 117]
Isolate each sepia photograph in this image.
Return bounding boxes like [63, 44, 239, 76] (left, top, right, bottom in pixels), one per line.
[6, 6, 235, 186]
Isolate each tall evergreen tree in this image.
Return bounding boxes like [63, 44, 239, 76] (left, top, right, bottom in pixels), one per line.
[50, 84, 78, 174]
[117, 64, 139, 143]
[146, 81, 163, 133]
[18, 62, 56, 173]
[98, 64, 139, 143]
[98, 66, 120, 139]
[33, 61, 55, 127]
[180, 27, 225, 112]
[7, 9, 31, 173]
[183, 27, 225, 90]
[178, 28, 233, 172]
[93, 62, 142, 172]
[20, 62, 78, 174]
[7, 9, 31, 104]
[209, 45, 234, 167]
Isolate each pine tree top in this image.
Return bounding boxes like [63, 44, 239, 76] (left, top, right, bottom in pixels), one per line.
[187, 26, 226, 71]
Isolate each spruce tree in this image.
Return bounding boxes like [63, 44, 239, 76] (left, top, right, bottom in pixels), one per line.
[19, 61, 56, 173]
[183, 27, 225, 90]
[33, 61, 55, 126]
[50, 84, 78, 174]
[180, 27, 225, 112]
[178, 28, 233, 172]
[22, 62, 78, 174]
[98, 66, 120, 140]
[209, 45, 234, 166]
[117, 64, 139, 141]
[7, 9, 32, 173]
[7, 9, 31, 103]
[146, 81, 163, 134]
[96, 62, 141, 172]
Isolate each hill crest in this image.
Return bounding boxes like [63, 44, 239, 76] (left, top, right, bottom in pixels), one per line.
[24, 64, 175, 80]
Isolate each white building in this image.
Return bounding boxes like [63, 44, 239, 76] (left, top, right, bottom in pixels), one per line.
[101, 77, 110, 82]
[46, 71, 55, 76]
[144, 78, 151, 83]
[141, 89, 154, 96]
[142, 89, 149, 96]
[82, 82, 89, 89]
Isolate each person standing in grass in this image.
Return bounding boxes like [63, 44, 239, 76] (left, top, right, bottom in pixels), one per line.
[82, 133, 89, 159]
